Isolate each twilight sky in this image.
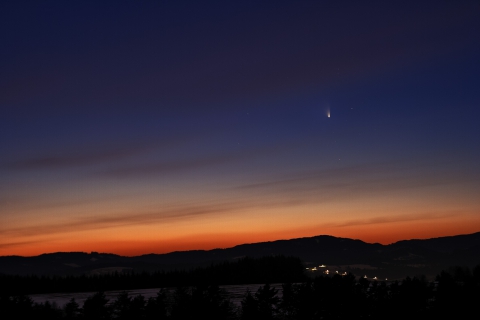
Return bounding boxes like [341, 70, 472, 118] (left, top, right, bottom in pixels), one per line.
[1, 1, 479, 256]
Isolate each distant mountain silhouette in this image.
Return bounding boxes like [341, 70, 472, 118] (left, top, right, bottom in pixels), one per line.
[1, 232, 479, 280]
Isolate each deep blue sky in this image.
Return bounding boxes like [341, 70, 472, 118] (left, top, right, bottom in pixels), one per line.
[1, 1, 479, 256]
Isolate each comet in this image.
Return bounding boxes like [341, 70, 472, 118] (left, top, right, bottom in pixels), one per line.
[323, 105, 331, 118]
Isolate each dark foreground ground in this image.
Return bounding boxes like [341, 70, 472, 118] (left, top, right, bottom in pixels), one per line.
[2, 264, 479, 320]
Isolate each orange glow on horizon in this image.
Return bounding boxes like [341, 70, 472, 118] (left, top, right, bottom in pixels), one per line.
[4, 217, 479, 257]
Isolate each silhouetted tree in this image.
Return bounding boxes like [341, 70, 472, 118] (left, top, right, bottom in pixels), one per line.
[10, 295, 35, 319]
[82, 291, 110, 320]
[240, 290, 259, 320]
[64, 298, 81, 319]
[240, 284, 279, 319]
[145, 289, 168, 320]
[35, 300, 62, 319]
[170, 286, 193, 320]
[279, 282, 317, 320]
[130, 294, 146, 319]
[112, 291, 132, 320]
[191, 284, 236, 320]
[433, 266, 480, 319]
[0, 295, 35, 320]
[256, 283, 280, 319]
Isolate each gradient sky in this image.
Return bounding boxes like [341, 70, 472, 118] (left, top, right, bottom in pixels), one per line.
[1, 1, 480, 256]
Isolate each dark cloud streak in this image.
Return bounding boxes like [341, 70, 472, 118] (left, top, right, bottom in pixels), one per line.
[4, 135, 193, 171]
[0, 204, 234, 238]
[0, 239, 50, 250]
[333, 211, 461, 228]
[95, 144, 290, 179]
[234, 159, 480, 199]
[0, 194, 305, 239]
[8, 144, 151, 170]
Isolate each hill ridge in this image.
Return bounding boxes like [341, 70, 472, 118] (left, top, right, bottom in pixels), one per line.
[1, 232, 479, 280]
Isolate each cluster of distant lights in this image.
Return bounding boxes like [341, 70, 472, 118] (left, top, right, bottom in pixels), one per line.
[306, 265, 387, 281]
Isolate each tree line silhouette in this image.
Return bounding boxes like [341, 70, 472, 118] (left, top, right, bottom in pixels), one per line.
[0, 256, 306, 296]
[1, 264, 479, 319]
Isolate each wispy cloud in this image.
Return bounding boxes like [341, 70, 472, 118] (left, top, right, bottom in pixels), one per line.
[4, 134, 197, 171]
[95, 144, 288, 179]
[6, 143, 153, 170]
[233, 159, 480, 199]
[98, 153, 240, 178]
[0, 239, 49, 250]
[333, 211, 461, 228]
[0, 192, 306, 239]
[0, 197, 253, 238]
